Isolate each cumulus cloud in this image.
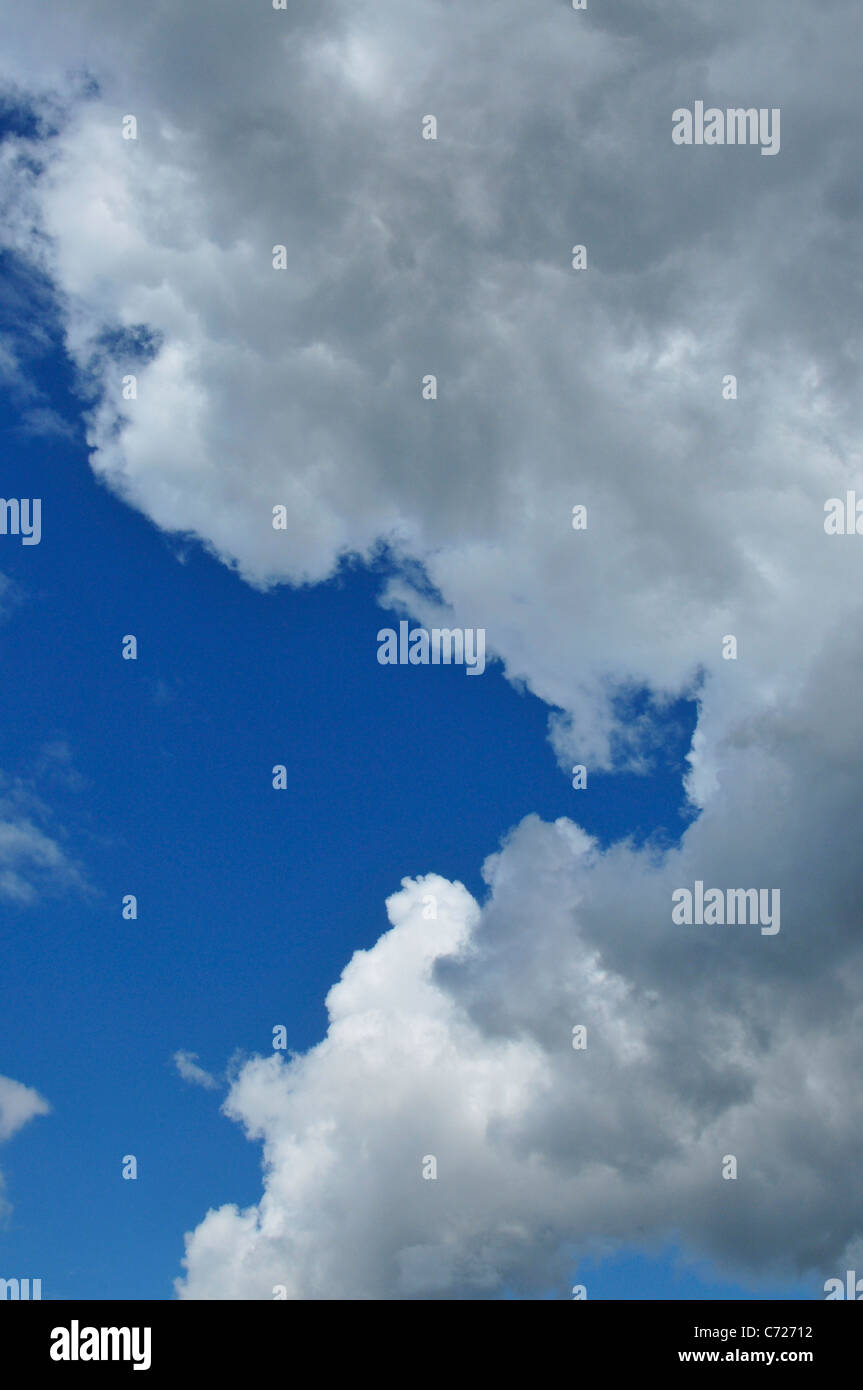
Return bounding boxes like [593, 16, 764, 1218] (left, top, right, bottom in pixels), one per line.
[2, 0, 863, 1295]
[1, 0, 860, 778]
[176, 747, 863, 1297]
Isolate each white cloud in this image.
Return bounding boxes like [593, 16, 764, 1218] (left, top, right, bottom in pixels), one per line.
[0, 1075, 51, 1224]
[0, 1075, 50, 1143]
[0, 779, 85, 904]
[2, 0, 860, 782]
[176, 764, 863, 1297]
[174, 1051, 219, 1092]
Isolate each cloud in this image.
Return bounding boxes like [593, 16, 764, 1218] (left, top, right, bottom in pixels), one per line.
[174, 713, 863, 1298]
[1, 0, 860, 781]
[0, 1074, 50, 1143]
[2, 0, 863, 1295]
[14, 404, 77, 439]
[0, 816, 81, 903]
[0, 774, 86, 904]
[0, 1075, 51, 1223]
[174, 1051, 220, 1092]
[0, 761, 82, 1223]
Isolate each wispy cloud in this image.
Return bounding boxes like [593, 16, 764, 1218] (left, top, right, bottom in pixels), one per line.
[173, 1051, 219, 1092]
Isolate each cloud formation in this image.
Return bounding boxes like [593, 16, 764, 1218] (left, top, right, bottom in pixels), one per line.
[2, 0, 862, 1296]
[2, 0, 861, 780]
[175, 710, 863, 1298]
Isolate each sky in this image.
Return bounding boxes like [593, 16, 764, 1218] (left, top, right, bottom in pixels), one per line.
[0, 0, 861, 1301]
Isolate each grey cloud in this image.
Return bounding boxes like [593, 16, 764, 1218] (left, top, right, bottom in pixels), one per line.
[1, 0, 862, 1295]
